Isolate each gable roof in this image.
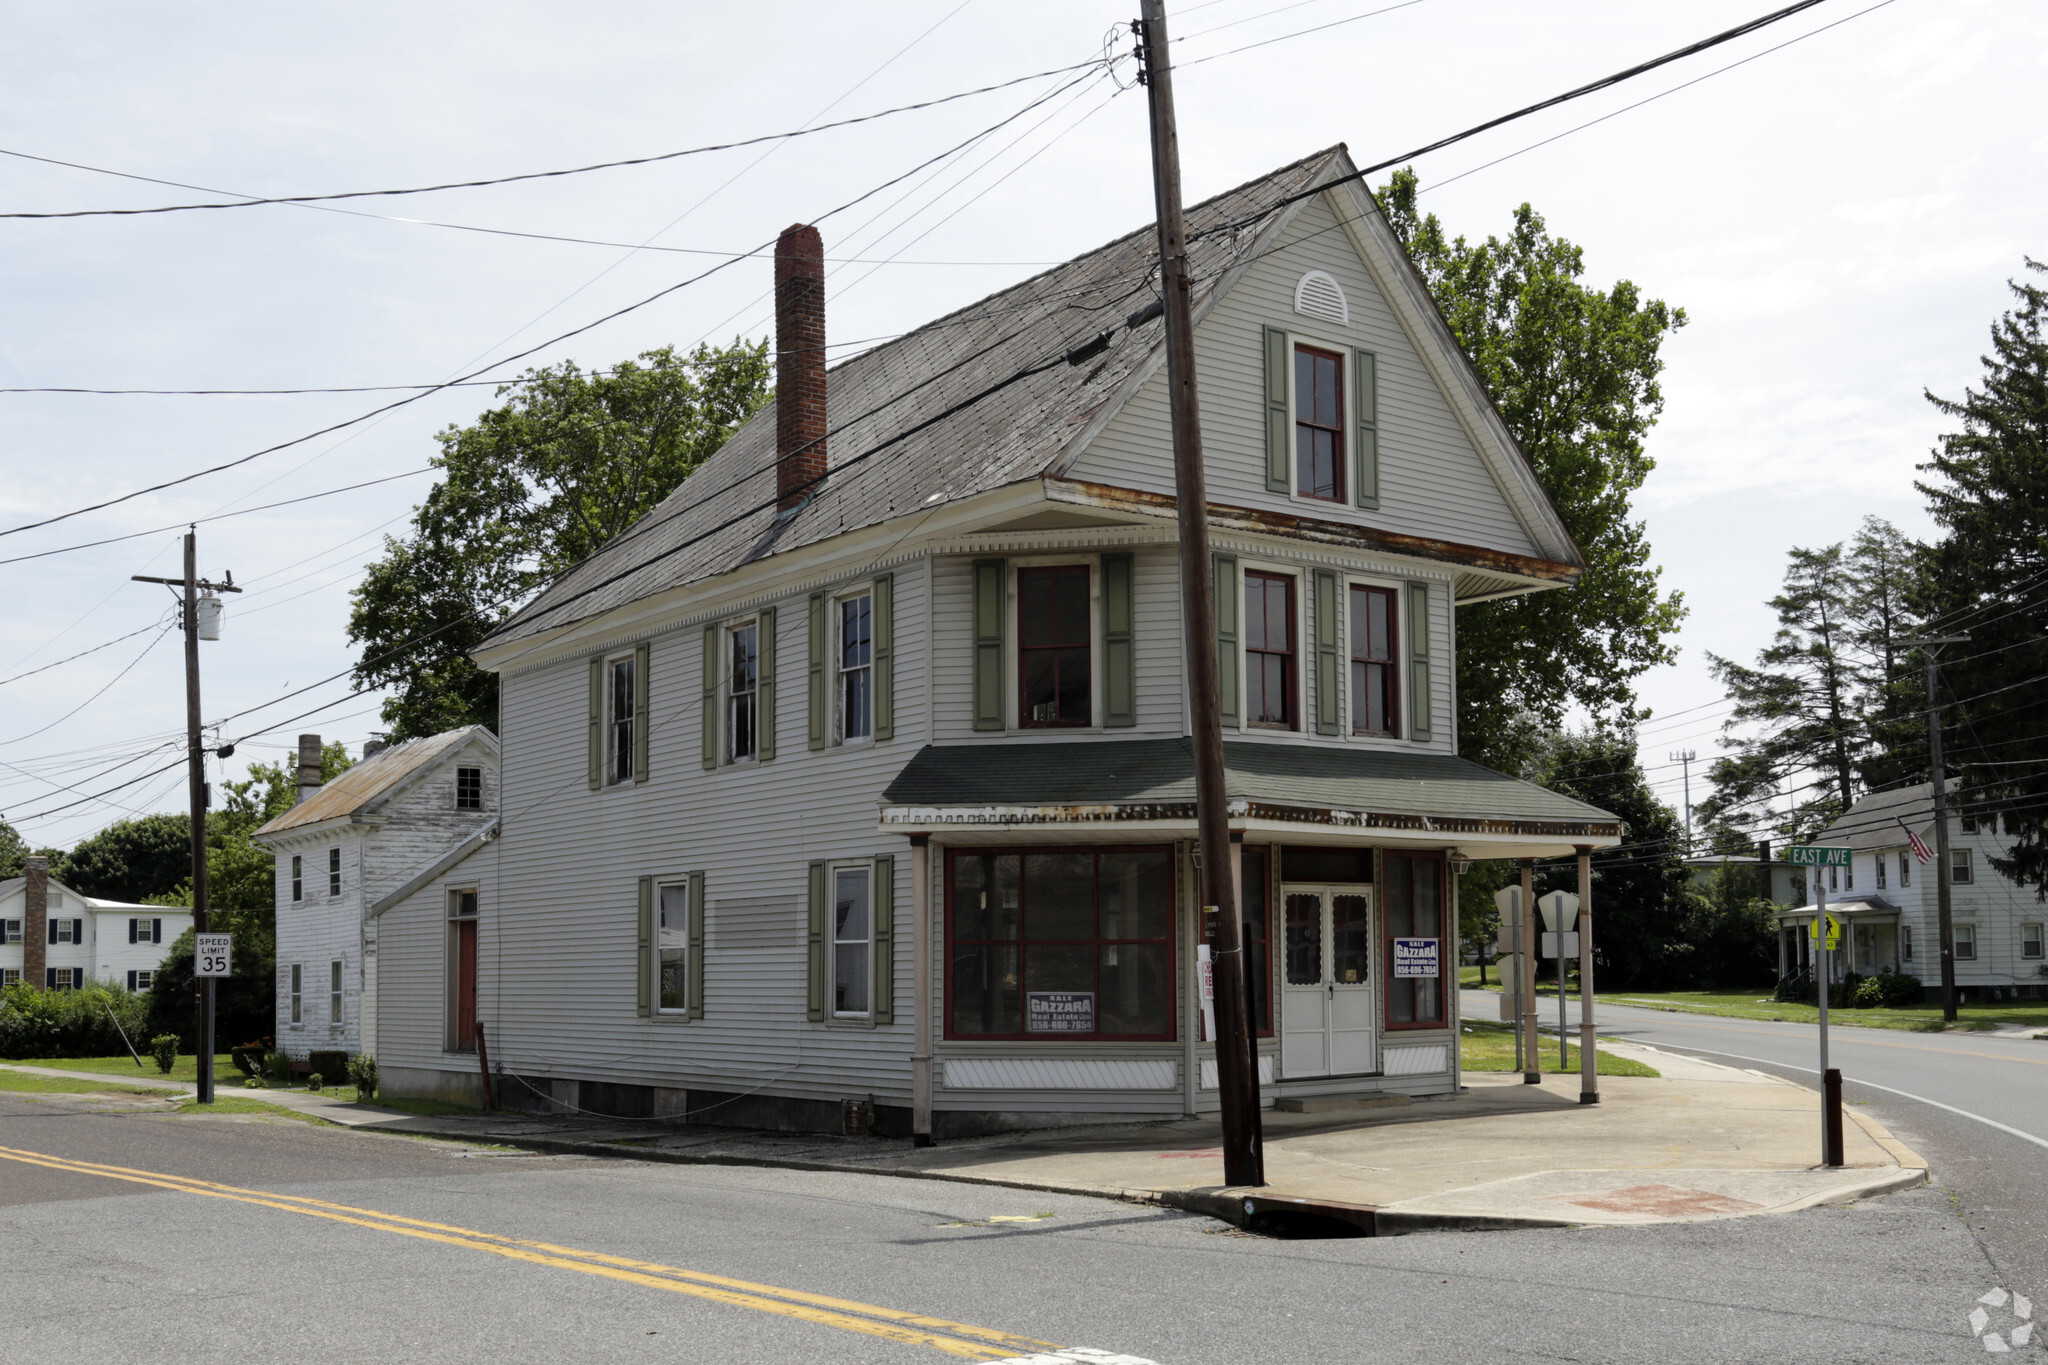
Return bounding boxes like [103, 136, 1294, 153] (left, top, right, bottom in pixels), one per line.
[254, 725, 495, 838]
[1817, 780, 1955, 852]
[483, 147, 1580, 652]
[0, 876, 189, 914]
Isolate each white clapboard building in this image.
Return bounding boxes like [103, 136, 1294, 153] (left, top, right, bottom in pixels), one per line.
[367, 147, 1622, 1134]
[0, 859, 191, 993]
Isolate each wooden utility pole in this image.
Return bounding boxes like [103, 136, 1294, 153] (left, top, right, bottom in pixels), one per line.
[1135, 0, 1262, 1187]
[134, 531, 239, 1105]
[1914, 636, 1969, 1023]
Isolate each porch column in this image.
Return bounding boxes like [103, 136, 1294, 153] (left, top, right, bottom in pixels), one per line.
[1519, 859, 1539, 1085]
[910, 834, 933, 1146]
[1576, 845, 1598, 1105]
[1777, 926, 1788, 981]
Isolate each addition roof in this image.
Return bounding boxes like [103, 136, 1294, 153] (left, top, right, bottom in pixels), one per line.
[481, 146, 1583, 653]
[0, 877, 190, 914]
[254, 725, 495, 838]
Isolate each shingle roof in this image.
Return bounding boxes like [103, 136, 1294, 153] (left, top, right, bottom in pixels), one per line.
[1817, 781, 1950, 852]
[254, 726, 491, 837]
[0, 876, 188, 913]
[880, 739, 1618, 826]
[485, 148, 1348, 647]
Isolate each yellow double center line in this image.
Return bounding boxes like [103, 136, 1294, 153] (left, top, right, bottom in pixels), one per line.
[0, 1143, 1055, 1360]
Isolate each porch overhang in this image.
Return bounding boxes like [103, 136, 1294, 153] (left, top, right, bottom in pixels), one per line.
[878, 739, 1623, 859]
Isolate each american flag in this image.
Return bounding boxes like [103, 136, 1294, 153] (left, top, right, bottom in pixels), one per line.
[1900, 819, 1933, 864]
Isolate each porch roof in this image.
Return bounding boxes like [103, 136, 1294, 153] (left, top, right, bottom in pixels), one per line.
[879, 739, 1621, 854]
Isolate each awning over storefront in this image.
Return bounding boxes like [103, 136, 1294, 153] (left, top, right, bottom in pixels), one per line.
[879, 739, 1622, 858]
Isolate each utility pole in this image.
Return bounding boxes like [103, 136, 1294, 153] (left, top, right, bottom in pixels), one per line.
[1912, 635, 1969, 1024]
[1135, 0, 1262, 1188]
[1670, 749, 1697, 854]
[134, 531, 240, 1105]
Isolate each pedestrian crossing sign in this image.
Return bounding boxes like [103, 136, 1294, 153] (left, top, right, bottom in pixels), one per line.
[1809, 913, 1841, 950]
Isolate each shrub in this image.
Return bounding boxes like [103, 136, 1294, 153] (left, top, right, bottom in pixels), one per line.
[149, 1034, 179, 1074]
[347, 1053, 377, 1103]
[267, 1049, 292, 1082]
[307, 1073, 323, 1093]
[1874, 970, 1924, 1008]
[308, 1051, 349, 1088]
[0, 981, 153, 1059]
[230, 1043, 267, 1077]
[142, 928, 275, 1054]
[1851, 977, 1885, 1009]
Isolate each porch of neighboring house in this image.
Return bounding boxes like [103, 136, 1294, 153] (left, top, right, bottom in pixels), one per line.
[1776, 897, 1903, 983]
[882, 738, 1622, 1129]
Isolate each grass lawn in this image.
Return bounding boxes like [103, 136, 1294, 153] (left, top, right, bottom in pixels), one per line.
[18, 1053, 237, 1082]
[1462, 981, 2048, 1033]
[0, 1069, 172, 1098]
[1458, 1019, 1658, 1077]
[171, 1094, 328, 1122]
[368, 1096, 477, 1118]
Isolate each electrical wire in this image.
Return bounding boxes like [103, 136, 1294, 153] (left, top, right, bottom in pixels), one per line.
[0, 620, 167, 688]
[0, 623, 177, 748]
[0, 60, 1109, 221]
[1176, 0, 1434, 67]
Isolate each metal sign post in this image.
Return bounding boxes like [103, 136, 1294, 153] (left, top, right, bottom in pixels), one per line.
[1494, 886, 1525, 1072]
[1789, 845, 1848, 1166]
[1539, 891, 1580, 1070]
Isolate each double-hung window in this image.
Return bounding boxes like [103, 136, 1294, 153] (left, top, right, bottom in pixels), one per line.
[456, 766, 483, 810]
[839, 593, 873, 742]
[0, 969, 16, 987]
[328, 847, 342, 897]
[1019, 566, 1090, 727]
[2024, 923, 2045, 960]
[2, 919, 18, 944]
[329, 961, 343, 1026]
[1960, 813, 1978, 834]
[832, 864, 872, 1018]
[1348, 584, 1397, 736]
[1245, 571, 1296, 730]
[1294, 346, 1345, 501]
[656, 882, 689, 1012]
[50, 918, 75, 944]
[134, 970, 154, 992]
[290, 964, 303, 1025]
[609, 655, 637, 784]
[727, 621, 760, 761]
[1954, 924, 1977, 960]
[1951, 849, 1974, 885]
[1899, 852, 1911, 887]
[291, 856, 303, 902]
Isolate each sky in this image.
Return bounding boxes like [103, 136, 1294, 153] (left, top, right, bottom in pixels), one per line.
[0, 0, 2041, 850]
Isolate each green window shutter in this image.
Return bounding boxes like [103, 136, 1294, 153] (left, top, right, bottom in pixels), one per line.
[636, 876, 653, 1018]
[1263, 326, 1290, 493]
[872, 854, 895, 1025]
[1313, 569, 1340, 736]
[1101, 553, 1135, 728]
[1354, 350, 1380, 509]
[872, 573, 895, 741]
[687, 870, 706, 1020]
[700, 625, 718, 771]
[1214, 553, 1240, 729]
[807, 592, 827, 752]
[806, 861, 827, 1022]
[632, 643, 651, 783]
[587, 658, 603, 791]
[971, 558, 1006, 731]
[1407, 582, 1432, 741]
[758, 606, 777, 761]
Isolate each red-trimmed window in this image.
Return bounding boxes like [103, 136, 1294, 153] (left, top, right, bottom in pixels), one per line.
[1350, 585, 1398, 737]
[1294, 345, 1345, 501]
[1203, 845, 1273, 1037]
[1384, 850, 1446, 1029]
[947, 847, 1175, 1040]
[1018, 566, 1091, 727]
[1245, 571, 1296, 730]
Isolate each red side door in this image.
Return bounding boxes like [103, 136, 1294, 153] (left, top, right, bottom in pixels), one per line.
[454, 919, 478, 1052]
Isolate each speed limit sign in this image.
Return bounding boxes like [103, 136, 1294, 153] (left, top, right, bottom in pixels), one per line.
[195, 933, 232, 977]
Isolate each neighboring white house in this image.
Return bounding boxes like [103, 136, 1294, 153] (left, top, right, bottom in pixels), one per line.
[251, 726, 499, 1064]
[367, 146, 1623, 1134]
[1776, 781, 2046, 1000]
[0, 863, 192, 992]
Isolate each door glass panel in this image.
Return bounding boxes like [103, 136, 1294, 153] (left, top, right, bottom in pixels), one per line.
[1331, 894, 1370, 984]
[1284, 893, 1322, 985]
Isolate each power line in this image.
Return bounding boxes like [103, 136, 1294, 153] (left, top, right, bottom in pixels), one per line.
[0, 618, 167, 687]
[0, 60, 1109, 221]
[1177, 0, 1433, 67]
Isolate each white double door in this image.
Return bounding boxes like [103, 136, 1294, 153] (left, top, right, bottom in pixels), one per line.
[1279, 884, 1377, 1078]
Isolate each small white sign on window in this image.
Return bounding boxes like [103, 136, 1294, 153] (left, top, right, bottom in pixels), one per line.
[195, 933, 233, 978]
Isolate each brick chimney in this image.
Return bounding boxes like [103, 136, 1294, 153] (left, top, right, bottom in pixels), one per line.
[775, 223, 827, 512]
[23, 855, 47, 992]
[296, 734, 323, 805]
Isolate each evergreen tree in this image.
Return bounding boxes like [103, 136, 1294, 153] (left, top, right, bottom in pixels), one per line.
[1845, 516, 1927, 790]
[1918, 258, 2048, 893]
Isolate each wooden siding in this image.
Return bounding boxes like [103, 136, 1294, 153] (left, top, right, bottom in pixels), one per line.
[1068, 195, 1540, 558]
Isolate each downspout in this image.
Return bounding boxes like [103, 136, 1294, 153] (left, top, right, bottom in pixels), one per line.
[911, 834, 933, 1146]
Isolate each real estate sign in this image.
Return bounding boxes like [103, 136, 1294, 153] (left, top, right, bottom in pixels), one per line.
[1392, 937, 1440, 978]
[1025, 991, 1094, 1033]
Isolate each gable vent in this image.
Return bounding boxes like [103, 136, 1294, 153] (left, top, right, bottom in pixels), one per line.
[1293, 270, 1349, 325]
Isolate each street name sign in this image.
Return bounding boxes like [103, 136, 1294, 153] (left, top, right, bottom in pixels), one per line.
[1787, 845, 1851, 868]
[195, 933, 232, 978]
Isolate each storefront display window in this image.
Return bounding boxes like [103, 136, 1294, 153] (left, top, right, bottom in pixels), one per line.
[1384, 850, 1446, 1028]
[948, 847, 1175, 1040]
[1204, 845, 1273, 1036]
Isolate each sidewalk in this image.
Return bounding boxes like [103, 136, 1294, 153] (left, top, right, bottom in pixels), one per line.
[341, 1040, 1928, 1236]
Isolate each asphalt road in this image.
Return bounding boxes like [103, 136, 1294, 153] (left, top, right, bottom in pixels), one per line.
[1465, 987, 2048, 1306]
[0, 1087, 2027, 1364]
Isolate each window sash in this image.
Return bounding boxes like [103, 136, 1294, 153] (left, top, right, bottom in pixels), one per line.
[1954, 925, 1976, 959]
[839, 594, 873, 741]
[328, 847, 342, 896]
[728, 623, 759, 761]
[291, 855, 303, 902]
[330, 961, 343, 1021]
[1348, 584, 1398, 736]
[1017, 566, 1091, 728]
[1293, 346, 1345, 501]
[456, 767, 483, 809]
[832, 866, 873, 1017]
[1951, 849, 1974, 884]
[1244, 572, 1296, 729]
[1899, 852, 1911, 887]
[290, 964, 303, 1024]
[609, 657, 636, 784]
